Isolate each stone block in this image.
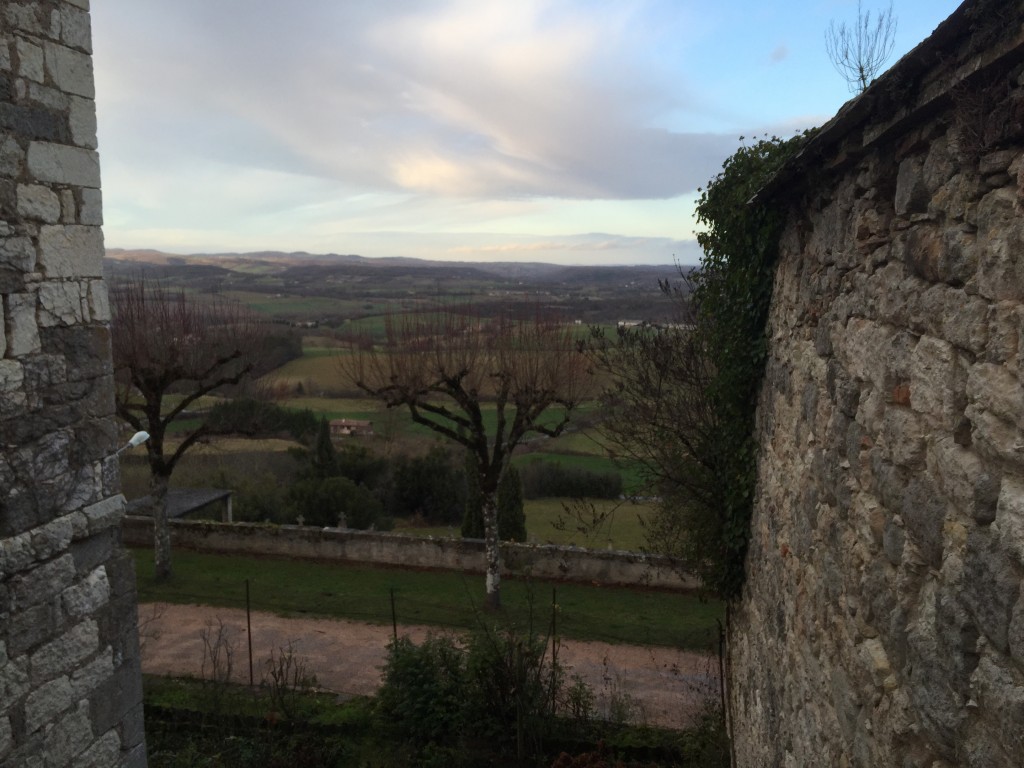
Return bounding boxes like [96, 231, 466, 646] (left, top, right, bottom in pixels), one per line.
[26, 141, 99, 187]
[966, 363, 1022, 427]
[4, 291, 41, 356]
[41, 700, 93, 767]
[60, 188, 76, 222]
[61, 565, 109, 618]
[70, 647, 113, 699]
[1011, 591, 1024, 667]
[16, 183, 61, 222]
[0, 715, 10, 762]
[0, 236, 36, 272]
[987, 301, 1021, 364]
[995, 477, 1024, 567]
[22, 674, 73, 735]
[36, 279, 85, 326]
[43, 41, 94, 98]
[962, 529, 1021, 654]
[75, 730, 121, 768]
[87, 278, 109, 321]
[895, 157, 929, 216]
[89, 660, 143, 737]
[928, 437, 999, 524]
[29, 514, 73, 561]
[15, 38, 44, 82]
[976, 189, 1024, 302]
[4, 4, 58, 38]
[901, 476, 947, 569]
[37, 224, 103, 277]
[0, 134, 24, 177]
[29, 618, 99, 684]
[0, 650, 30, 713]
[84, 495, 125, 535]
[68, 528, 114, 575]
[79, 187, 101, 224]
[40, 325, 112, 380]
[11, 554, 76, 610]
[910, 335, 966, 431]
[881, 407, 925, 468]
[68, 93, 97, 148]
[60, 5, 92, 53]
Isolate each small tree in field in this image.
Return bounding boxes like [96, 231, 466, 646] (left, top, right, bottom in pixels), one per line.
[111, 277, 265, 581]
[345, 305, 587, 609]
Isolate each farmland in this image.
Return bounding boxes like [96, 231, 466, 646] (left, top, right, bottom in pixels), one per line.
[108, 249, 680, 552]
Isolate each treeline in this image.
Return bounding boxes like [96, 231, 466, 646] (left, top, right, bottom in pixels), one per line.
[201, 399, 622, 537]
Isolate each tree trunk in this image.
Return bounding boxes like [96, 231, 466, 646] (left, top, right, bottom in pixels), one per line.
[482, 492, 501, 610]
[151, 472, 173, 581]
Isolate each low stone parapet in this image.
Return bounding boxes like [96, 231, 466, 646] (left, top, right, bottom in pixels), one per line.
[121, 516, 699, 590]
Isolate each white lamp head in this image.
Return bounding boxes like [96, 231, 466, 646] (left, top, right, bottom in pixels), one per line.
[128, 431, 150, 448]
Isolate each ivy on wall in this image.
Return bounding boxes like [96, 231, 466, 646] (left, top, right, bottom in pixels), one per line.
[691, 133, 809, 600]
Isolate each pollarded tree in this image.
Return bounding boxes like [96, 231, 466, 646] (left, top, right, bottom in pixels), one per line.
[345, 305, 587, 608]
[111, 277, 265, 581]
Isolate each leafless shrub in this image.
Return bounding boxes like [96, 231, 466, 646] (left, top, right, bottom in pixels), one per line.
[261, 641, 318, 720]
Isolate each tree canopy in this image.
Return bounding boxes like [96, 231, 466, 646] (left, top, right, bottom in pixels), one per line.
[345, 304, 587, 608]
[111, 276, 265, 580]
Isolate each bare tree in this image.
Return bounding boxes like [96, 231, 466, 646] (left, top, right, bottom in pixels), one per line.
[584, 276, 725, 585]
[111, 277, 265, 581]
[825, 1, 897, 93]
[344, 305, 588, 609]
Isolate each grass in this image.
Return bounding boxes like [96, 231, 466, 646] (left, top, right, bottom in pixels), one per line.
[131, 548, 722, 651]
[394, 497, 653, 551]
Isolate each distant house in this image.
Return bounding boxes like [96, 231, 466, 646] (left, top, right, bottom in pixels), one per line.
[330, 418, 374, 438]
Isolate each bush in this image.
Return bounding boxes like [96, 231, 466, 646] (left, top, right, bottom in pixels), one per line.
[519, 460, 622, 500]
[386, 447, 466, 525]
[288, 476, 389, 530]
[376, 623, 583, 763]
[206, 398, 319, 442]
[376, 635, 468, 748]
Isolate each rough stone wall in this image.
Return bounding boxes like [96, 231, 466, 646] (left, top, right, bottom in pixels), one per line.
[0, 2, 146, 767]
[729, 4, 1024, 766]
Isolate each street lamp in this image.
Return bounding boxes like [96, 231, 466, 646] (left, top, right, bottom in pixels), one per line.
[115, 431, 150, 456]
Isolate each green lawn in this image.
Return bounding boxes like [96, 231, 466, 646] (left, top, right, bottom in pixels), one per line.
[131, 549, 721, 651]
[395, 497, 653, 551]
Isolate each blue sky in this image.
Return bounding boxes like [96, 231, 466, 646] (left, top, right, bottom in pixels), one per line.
[91, 0, 963, 266]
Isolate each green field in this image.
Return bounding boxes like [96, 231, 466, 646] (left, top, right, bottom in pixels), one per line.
[395, 497, 653, 551]
[131, 548, 721, 650]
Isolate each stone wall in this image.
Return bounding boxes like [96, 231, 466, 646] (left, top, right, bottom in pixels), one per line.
[120, 516, 699, 591]
[728, 2, 1024, 766]
[0, 3, 146, 767]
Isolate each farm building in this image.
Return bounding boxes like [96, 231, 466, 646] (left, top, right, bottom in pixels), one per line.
[330, 418, 374, 437]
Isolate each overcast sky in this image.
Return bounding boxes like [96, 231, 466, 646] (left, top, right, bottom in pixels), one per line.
[91, 0, 963, 265]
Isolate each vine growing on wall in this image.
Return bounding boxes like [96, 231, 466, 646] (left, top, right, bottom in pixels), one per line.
[690, 132, 808, 599]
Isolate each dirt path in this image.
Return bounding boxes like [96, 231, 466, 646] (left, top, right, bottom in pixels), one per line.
[139, 602, 719, 730]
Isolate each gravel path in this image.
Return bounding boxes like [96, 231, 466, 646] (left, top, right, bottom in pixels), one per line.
[139, 602, 719, 730]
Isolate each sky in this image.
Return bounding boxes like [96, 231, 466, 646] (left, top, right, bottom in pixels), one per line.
[90, 0, 964, 266]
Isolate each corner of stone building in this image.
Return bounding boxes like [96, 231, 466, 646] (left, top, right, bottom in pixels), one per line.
[1, 2, 147, 766]
[729, 1, 1024, 766]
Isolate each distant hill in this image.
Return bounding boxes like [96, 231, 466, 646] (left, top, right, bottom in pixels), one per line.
[104, 248, 689, 326]
[104, 248, 685, 285]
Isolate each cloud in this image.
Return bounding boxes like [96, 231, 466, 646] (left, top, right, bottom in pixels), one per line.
[93, 0, 736, 203]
